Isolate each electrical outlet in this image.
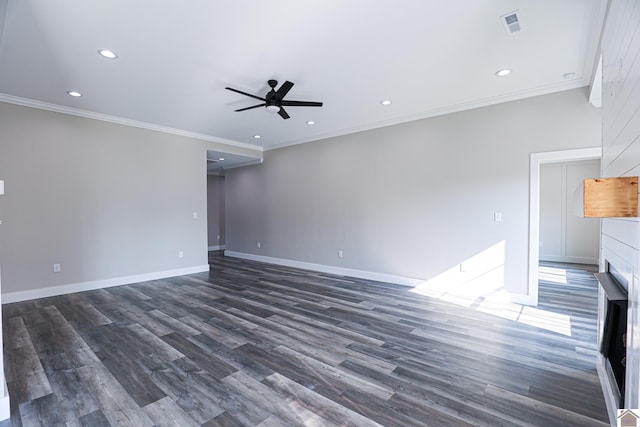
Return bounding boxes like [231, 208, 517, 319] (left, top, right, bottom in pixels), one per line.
[53, 263, 61, 273]
[192, 212, 198, 219]
[178, 251, 184, 258]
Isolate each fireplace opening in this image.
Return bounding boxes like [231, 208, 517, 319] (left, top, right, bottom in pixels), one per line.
[595, 265, 628, 408]
[601, 295, 627, 402]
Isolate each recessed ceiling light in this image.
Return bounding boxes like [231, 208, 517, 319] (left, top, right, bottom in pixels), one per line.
[495, 69, 512, 77]
[253, 135, 261, 139]
[380, 100, 392, 106]
[98, 49, 118, 59]
[306, 120, 315, 125]
[66, 91, 82, 97]
[218, 157, 225, 161]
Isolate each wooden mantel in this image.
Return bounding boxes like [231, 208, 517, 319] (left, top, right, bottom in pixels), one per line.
[584, 176, 638, 218]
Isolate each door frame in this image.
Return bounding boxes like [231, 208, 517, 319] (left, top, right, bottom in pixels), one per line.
[527, 147, 601, 305]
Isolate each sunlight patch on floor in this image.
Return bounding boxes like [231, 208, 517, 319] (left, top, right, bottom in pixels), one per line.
[410, 243, 573, 336]
[538, 266, 568, 284]
[474, 299, 573, 336]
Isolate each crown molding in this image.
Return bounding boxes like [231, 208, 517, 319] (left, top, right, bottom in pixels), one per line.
[0, 93, 263, 152]
[264, 80, 590, 151]
[1, 79, 589, 154]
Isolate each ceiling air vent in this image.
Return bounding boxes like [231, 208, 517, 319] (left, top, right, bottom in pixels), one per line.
[501, 11, 522, 34]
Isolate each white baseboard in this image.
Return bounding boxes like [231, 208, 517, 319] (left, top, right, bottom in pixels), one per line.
[509, 292, 537, 306]
[224, 251, 425, 287]
[539, 255, 598, 265]
[208, 245, 226, 251]
[0, 380, 9, 421]
[2, 265, 210, 304]
[224, 251, 536, 305]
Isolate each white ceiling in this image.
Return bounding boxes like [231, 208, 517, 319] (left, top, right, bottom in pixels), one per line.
[0, 1, 607, 153]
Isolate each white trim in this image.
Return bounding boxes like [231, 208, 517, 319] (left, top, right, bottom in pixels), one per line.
[223, 159, 263, 170]
[208, 245, 226, 251]
[589, 55, 603, 108]
[224, 251, 425, 286]
[225, 251, 536, 306]
[2, 84, 589, 154]
[0, 381, 9, 421]
[2, 265, 210, 304]
[539, 255, 599, 265]
[265, 82, 589, 151]
[0, 94, 263, 152]
[509, 292, 537, 306]
[528, 147, 602, 306]
[596, 353, 619, 427]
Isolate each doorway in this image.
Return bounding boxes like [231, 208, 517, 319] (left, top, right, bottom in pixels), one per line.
[539, 159, 600, 264]
[527, 147, 601, 305]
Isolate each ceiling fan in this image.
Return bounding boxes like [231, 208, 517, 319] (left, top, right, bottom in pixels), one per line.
[225, 79, 323, 120]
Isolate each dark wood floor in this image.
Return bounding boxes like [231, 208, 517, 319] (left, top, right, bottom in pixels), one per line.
[1, 253, 608, 426]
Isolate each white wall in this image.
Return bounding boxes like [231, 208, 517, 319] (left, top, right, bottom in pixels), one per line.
[540, 160, 600, 264]
[207, 175, 225, 250]
[226, 88, 601, 298]
[0, 102, 260, 301]
[600, 0, 640, 414]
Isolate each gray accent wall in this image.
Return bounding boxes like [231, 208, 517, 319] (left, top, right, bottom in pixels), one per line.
[0, 102, 260, 296]
[225, 88, 601, 296]
[207, 175, 225, 248]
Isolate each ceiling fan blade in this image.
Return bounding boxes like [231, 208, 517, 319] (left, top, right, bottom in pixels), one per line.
[235, 103, 266, 112]
[225, 87, 266, 102]
[280, 100, 323, 107]
[278, 107, 290, 119]
[274, 81, 294, 101]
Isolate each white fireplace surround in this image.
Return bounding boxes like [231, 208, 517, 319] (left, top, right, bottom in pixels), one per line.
[595, 272, 625, 419]
[597, 249, 637, 425]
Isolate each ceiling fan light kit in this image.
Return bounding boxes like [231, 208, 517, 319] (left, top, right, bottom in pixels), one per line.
[225, 79, 323, 120]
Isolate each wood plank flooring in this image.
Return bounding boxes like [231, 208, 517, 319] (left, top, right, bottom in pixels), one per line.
[1, 254, 608, 426]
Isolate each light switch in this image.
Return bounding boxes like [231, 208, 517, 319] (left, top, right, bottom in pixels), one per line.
[494, 212, 502, 222]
